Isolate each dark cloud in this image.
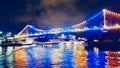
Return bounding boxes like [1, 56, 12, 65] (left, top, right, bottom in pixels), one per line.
[13, 0, 86, 28]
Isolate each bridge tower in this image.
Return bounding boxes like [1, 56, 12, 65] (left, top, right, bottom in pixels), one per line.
[14, 25, 43, 40]
[103, 9, 107, 28]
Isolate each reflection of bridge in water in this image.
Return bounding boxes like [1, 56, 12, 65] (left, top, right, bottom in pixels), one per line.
[15, 9, 120, 42]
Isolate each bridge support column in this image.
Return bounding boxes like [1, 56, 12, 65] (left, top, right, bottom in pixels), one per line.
[103, 9, 107, 28]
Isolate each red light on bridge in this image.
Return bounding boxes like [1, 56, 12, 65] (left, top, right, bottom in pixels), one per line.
[103, 40, 113, 43]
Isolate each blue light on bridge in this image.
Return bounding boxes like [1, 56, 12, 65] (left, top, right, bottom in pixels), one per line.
[87, 11, 102, 22]
[19, 9, 120, 37]
[27, 25, 43, 31]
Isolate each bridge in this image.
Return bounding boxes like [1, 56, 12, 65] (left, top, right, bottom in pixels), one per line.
[15, 9, 120, 40]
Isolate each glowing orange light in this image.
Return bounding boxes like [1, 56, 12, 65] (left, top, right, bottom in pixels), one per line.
[105, 9, 120, 18]
[72, 21, 86, 28]
[103, 9, 106, 13]
[14, 47, 27, 68]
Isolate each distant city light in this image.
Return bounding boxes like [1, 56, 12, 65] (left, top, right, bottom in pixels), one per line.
[0, 31, 2, 34]
[8, 32, 12, 35]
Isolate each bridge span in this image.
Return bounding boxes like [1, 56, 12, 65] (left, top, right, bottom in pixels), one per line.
[14, 9, 120, 42]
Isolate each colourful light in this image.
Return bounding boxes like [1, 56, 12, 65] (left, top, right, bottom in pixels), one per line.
[87, 11, 102, 22]
[72, 21, 86, 28]
[16, 9, 120, 38]
[104, 9, 120, 18]
[28, 25, 43, 31]
[0, 31, 2, 34]
[103, 9, 107, 28]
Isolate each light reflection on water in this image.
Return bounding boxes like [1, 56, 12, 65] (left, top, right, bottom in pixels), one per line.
[0, 42, 120, 68]
[0, 47, 14, 68]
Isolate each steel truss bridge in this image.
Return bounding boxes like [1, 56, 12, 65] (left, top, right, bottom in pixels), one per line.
[15, 9, 120, 39]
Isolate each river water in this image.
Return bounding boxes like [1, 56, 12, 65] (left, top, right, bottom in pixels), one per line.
[0, 42, 120, 68]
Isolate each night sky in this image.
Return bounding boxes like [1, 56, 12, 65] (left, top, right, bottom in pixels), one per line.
[0, 0, 120, 34]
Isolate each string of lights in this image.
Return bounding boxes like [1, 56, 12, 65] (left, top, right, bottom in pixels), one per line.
[103, 9, 120, 18]
[16, 9, 120, 37]
[72, 11, 102, 28]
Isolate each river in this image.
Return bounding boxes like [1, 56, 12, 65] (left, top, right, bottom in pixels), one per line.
[0, 42, 120, 68]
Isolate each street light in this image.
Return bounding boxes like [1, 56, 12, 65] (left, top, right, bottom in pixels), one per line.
[6, 32, 12, 36]
[0, 31, 2, 34]
[8, 32, 11, 35]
